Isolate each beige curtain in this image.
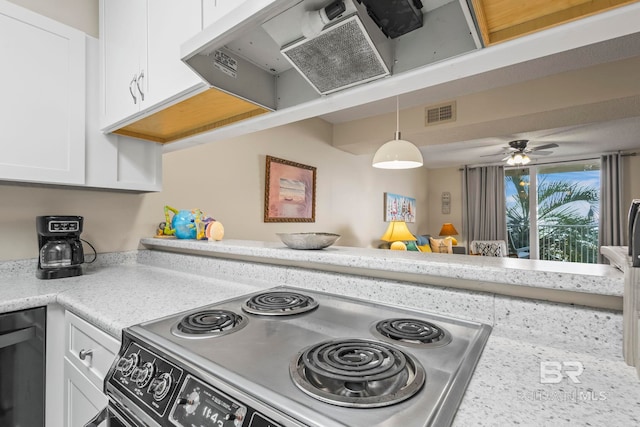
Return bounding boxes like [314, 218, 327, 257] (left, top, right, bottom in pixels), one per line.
[462, 165, 507, 248]
[599, 154, 624, 262]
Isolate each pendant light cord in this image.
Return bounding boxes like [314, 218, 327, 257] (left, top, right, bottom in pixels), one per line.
[395, 96, 401, 140]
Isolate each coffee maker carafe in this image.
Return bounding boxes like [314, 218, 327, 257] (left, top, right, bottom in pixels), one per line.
[36, 216, 84, 279]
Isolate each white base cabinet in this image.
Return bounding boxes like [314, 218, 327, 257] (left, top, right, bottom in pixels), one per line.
[64, 310, 120, 426]
[65, 360, 108, 427]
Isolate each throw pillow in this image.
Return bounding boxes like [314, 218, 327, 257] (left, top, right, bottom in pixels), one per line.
[418, 244, 432, 253]
[405, 241, 420, 252]
[474, 242, 503, 257]
[390, 241, 407, 251]
[429, 237, 453, 254]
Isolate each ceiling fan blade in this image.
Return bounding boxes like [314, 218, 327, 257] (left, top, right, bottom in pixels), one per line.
[501, 155, 512, 161]
[532, 150, 553, 156]
[531, 143, 559, 151]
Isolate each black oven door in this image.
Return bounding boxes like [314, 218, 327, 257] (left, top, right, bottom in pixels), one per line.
[84, 402, 144, 427]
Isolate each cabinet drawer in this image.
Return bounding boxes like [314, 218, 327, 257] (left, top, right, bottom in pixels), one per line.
[65, 311, 120, 390]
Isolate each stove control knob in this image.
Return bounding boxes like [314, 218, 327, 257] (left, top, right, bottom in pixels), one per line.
[148, 372, 172, 401]
[131, 361, 155, 388]
[177, 391, 200, 415]
[115, 353, 139, 377]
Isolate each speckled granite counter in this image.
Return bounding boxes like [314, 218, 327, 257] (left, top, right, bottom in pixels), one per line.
[1, 253, 638, 426]
[141, 238, 624, 310]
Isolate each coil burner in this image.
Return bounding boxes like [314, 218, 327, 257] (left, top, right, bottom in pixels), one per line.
[243, 291, 319, 316]
[171, 309, 247, 339]
[290, 338, 425, 408]
[373, 318, 452, 348]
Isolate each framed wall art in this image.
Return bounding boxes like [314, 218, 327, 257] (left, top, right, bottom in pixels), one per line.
[264, 155, 316, 222]
[384, 192, 416, 223]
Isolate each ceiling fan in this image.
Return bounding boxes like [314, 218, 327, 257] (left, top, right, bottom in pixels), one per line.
[484, 140, 559, 165]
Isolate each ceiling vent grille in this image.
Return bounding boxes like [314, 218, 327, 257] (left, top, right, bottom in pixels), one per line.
[425, 102, 456, 126]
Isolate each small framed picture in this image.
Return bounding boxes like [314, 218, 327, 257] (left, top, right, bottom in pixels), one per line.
[384, 192, 416, 223]
[264, 155, 316, 222]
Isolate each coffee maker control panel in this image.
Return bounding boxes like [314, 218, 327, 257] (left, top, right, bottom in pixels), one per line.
[49, 220, 80, 233]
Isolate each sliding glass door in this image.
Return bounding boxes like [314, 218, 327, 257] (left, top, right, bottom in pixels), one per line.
[505, 160, 600, 263]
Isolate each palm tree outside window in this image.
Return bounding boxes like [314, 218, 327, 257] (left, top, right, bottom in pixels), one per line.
[505, 160, 600, 263]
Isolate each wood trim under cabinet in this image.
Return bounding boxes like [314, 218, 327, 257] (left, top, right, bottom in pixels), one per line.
[113, 88, 270, 143]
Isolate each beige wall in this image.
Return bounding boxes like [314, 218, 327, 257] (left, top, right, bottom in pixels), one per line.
[8, 0, 98, 37]
[0, 119, 429, 260]
[427, 167, 463, 241]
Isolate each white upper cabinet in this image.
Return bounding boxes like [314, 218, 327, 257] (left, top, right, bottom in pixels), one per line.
[101, 0, 204, 130]
[146, 0, 203, 107]
[203, 0, 248, 28]
[101, 0, 147, 127]
[85, 36, 162, 192]
[0, 0, 85, 185]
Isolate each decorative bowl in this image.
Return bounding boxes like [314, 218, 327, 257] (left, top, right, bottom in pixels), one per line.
[276, 232, 341, 250]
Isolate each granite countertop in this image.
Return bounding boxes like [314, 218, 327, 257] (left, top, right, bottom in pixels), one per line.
[0, 261, 270, 337]
[141, 238, 624, 298]
[1, 260, 638, 426]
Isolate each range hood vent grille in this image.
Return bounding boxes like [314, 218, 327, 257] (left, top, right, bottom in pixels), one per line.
[425, 101, 456, 126]
[281, 16, 390, 95]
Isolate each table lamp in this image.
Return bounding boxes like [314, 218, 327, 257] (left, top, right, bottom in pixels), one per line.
[381, 221, 416, 250]
[439, 223, 459, 245]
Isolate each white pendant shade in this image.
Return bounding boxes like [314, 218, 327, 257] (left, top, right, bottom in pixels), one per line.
[372, 133, 424, 169]
[372, 97, 423, 169]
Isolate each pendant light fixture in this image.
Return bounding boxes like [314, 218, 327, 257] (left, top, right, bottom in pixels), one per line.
[372, 97, 423, 169]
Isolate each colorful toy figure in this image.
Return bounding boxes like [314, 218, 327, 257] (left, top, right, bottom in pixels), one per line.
[157, 206, 219, 240]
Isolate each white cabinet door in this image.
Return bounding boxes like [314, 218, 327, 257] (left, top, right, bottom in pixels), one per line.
[86, 36, 162, 191]
[64, 360, 107, 427]
[0, 0, 85, 185]
[101, 0, 147, 127]
[146, 0, 203, 107]
[203, 0, 248, 28]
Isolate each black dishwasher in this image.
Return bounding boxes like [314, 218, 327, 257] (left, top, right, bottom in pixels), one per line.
[0, 306, 45, 426]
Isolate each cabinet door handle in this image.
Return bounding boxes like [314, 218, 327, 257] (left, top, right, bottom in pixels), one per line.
[136, 70, 145, 102]
[129, 74, 138, 104]
[79, 348, 93, 360]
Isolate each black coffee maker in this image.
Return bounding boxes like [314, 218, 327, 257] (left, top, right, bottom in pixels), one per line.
[36, 215, 84, 279]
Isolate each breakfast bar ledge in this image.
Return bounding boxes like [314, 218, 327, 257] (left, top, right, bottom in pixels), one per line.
[140, 238, 623, 310]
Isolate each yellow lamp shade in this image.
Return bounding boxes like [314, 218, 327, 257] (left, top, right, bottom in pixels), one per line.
[381, 221, 416, 242]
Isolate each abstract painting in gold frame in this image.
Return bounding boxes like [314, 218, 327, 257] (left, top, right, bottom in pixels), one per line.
[264, 155, 316, 222]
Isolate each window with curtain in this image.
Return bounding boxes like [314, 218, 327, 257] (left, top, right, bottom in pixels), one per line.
[505, 160, 601, 262]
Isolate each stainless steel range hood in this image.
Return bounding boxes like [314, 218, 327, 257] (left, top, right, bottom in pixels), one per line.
[181, 0, 480, 113]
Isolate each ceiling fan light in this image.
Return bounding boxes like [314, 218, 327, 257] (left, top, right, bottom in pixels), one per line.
[521, 154, 531, 165]
[513, 153, 523, 163]
[506, 154, 516, 166]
